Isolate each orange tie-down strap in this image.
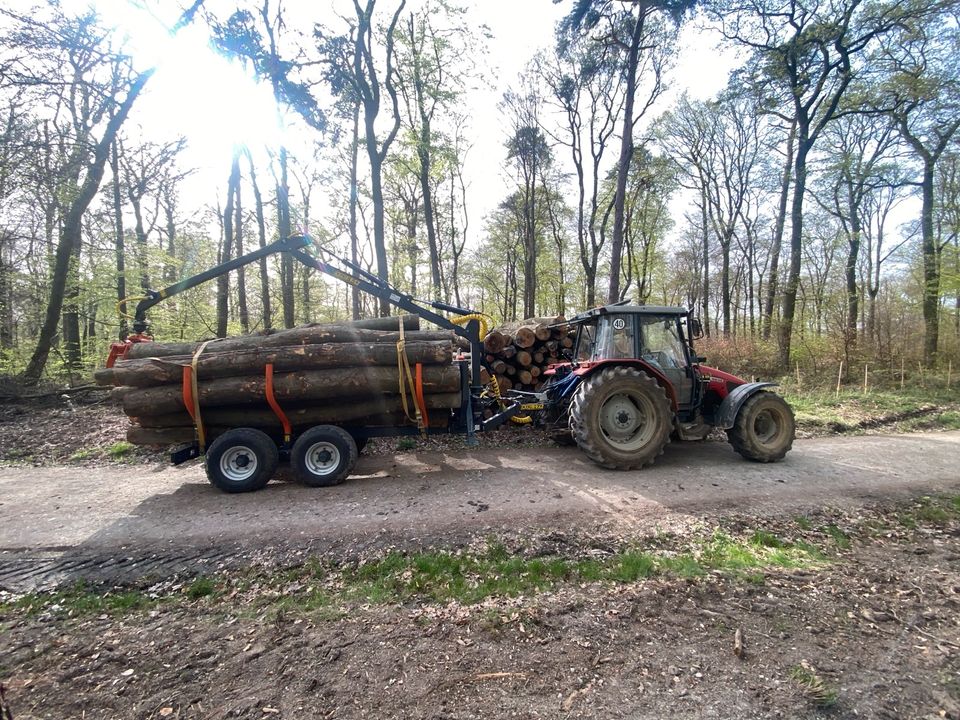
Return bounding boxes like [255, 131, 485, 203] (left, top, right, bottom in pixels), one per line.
[264, 363, 292, 442]
[415, 362, 429, 429]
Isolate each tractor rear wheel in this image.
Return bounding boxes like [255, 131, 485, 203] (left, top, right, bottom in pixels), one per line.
[569, 366, 672, 470]
[728, 392, 795, 462]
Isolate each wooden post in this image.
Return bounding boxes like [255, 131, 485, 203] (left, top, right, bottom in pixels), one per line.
[948, 359, 953, 389]
[863, 363, 869, 395]
[796, 361, 801, 390]
[836, 361, 844, 399]
[900, 356, 905, 390]
[918, 361, 925, 388]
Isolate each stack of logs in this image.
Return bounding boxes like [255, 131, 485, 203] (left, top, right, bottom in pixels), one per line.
[95, 315, 464, 446]
[480, 316, 572, 393]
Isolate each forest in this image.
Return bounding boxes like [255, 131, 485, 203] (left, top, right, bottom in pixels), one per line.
[0, 0, 958, 386]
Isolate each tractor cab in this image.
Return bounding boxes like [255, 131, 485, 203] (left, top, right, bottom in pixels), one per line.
[569, 303, 703, 419]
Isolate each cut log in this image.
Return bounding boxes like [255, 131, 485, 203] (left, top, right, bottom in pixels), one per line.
[127, 409, 452, 447]
[494, 375, 512, 391]
[96, 341, 453, 388]
[349, 314, 420, 331]
[491, 360, 507, 374]
[123, 327, 457, 360]
[517, 369, 533, 386]
[501, 345, 516, 360]
[513, 326, 536, 349]
[482, 331, 506, 354]
[120, 365, 462, 417]
[132, 392, 462, 429]
[515, 350, 533, 368]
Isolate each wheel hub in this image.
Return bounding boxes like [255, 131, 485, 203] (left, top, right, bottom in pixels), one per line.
[220, 446, 258, 482]
[600, 394, 644, 441]
[304, 441, 340, 476]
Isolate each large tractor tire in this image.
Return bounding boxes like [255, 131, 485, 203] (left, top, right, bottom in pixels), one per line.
[569, 366, 672, 470]
[727, 392, 795, 462]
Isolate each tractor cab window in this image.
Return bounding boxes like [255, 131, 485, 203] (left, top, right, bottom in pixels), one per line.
[586, 315, 636, 360]
[575, 323, 596, 361]
[640, 317, 687, 370]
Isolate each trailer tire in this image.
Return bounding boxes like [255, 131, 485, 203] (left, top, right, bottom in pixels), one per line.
[569, 366, 672, 470]
[292, 425, 358, 487]
[205, 428, 278, 493]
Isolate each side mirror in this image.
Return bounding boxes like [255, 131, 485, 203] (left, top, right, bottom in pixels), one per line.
[689, 317, 704, 339]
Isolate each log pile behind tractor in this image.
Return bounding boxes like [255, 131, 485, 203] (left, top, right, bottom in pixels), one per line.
[480, 316, 572, 393]
[95, 315, 464, 447]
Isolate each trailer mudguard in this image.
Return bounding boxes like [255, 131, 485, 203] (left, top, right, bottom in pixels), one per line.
[715, 382, 777, 430]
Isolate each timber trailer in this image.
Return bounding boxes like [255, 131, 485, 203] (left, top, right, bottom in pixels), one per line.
[108, 234, 795, 493]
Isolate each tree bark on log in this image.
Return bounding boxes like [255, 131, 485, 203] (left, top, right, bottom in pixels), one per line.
[124, 327, 457, 360]
[97, 341, 453, 388]
[120, 365, 462, 416]
[131, 391, 462, 428]
[127, 408, 452, 446]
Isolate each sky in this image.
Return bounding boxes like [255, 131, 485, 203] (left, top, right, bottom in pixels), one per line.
[70, 0, 739, 245]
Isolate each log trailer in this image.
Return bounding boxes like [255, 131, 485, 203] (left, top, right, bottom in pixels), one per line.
[109, 234, 795, 493]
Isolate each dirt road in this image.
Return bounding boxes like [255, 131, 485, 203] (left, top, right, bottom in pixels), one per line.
[2, 431, 959, 591]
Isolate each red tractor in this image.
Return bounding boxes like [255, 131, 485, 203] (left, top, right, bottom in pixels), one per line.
[540, 303, 795, 469]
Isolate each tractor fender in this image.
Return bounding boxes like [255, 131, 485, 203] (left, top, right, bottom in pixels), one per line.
[715, 382, 777, 430]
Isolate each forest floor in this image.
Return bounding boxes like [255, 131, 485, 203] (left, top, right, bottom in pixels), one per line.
[1, 495, 959, 719]
[1, 385, 959, 719]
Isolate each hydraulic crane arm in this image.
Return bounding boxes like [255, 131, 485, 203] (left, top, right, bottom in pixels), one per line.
[129, 235, 313, 334]
[116, 234, 485, 387]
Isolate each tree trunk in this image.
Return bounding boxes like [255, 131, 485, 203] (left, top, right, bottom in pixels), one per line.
[368, 148, 390, 317]
[22, 70, 154, 383]
[777, 138, 809, 368]
[217, 153, 240, 338]
[349, 103, 362, 321]
[607, 10, 644, 304]
[245, 150, 272, 331]
[920, 160, 939, 366]
[278, 146, 295, 328]
[235, 159, 249, 334]
[763, 121, 795, 340]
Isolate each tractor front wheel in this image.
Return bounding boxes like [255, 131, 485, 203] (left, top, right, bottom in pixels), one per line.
[728, 392, 795, 462]
[569, 366, 672, 470]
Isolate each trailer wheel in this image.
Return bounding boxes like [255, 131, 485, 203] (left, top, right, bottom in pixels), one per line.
[205, 428, 278, 493]
[569, 366, 672, 470]
[292, 425, 358, 487]
[728, 392, 795, 462]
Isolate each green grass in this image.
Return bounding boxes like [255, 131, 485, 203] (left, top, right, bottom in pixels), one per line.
[186, 577, 216, 599]
[106, 441, 135, 459]
[5, 497, 957, 621]
[789, 664, 839, 707]
[783, 385, 960, 434]
[4, 583, 154, 617]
